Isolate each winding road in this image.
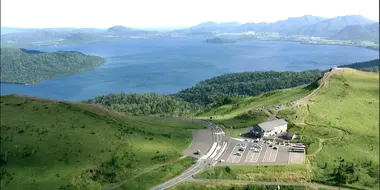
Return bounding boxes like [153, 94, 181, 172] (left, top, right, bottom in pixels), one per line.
[151, 122, 227, 190]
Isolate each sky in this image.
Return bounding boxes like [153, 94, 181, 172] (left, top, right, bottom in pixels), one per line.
[1, 0, 379, 28]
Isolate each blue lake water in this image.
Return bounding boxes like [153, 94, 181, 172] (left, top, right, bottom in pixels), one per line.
[1, 37, 379, 101]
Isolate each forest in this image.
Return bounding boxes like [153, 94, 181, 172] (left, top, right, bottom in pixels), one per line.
[0, 48, 105, 84]
[84, 92, 203, 117]
[173, 70, 324, 106]
[338, 58, 379, 72]
[86, 70, 324, 116]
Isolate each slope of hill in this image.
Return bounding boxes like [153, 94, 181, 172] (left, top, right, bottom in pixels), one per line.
[0, 48, 105, 84]
[173, 70, 323, 106]
[279, 69, 379, 189]
[195, 69, 379, 189]
[329, 22, 379, 42]
[338, 59, 379, 72]
[195, 83, 316, 120]
[0, 95, 204, 190]
[85, 70, 324, 117]
[106, 25, 154, 36]
[292, 15, 376, 37]
[236, 22, 269, 32]
[84, 93, 203, 117]
[189, 22, 241, 31]
[258, 15, 327, 33]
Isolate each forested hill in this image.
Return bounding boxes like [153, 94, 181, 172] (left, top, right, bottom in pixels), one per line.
[173, 70, 324, 106]
[84, 93, 203, 117]
[0, 48, 105, 84]
[85, 70, 324, 116]
[338, 59, 379, 72]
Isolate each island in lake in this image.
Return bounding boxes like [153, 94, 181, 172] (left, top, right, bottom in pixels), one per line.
[0, 48, 105, 84]
[203, 37, 238, 43]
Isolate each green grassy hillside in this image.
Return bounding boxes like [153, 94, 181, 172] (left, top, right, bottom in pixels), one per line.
[0, 48, 105, 84]
[0, 95, 204, 190]
[278, 69, 379, 189]
[196, 83, 316, 120]
[174, 70, 323, 106]
[197, 165, 311, 182]
[195, 69, 379, 189]
[170, 182, 317, 190]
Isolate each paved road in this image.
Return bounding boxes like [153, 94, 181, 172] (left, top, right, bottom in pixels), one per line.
[151, 122, 227, 190]
[151, 162, 207, 190]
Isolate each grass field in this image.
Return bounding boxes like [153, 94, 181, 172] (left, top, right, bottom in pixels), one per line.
[196, 84, 314, 120]
[196, 164, 311, 183]
[0, 95, 204, 190]
[169, 182, 318, 190]
[279, 69, 379, 189]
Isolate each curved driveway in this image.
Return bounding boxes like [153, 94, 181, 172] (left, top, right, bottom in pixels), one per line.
[151, 122, 227, 190]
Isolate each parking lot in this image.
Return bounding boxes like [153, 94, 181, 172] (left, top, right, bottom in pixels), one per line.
[217, 139, 305, 165]
[184, 129, 213, 159]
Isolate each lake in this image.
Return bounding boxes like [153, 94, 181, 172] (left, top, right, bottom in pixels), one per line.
[1, 37, 379, 101]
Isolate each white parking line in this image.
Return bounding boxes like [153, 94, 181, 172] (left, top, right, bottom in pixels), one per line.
[226, 144, 239, 163]
[288, 150, 292, 164]
[288, 152, 305, 164]
[244, 150, 254, 163]
[268, 149, 278, 162]
[251, 151, 260, 162]
[233, 146, 247, 163]
[231, 154, 240, 163]
[262, 146, 271, 162]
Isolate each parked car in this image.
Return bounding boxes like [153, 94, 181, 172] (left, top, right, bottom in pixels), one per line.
[238, 148, 245, 151]
[273, 146, 278, 149]
[269, 144, 273, 147]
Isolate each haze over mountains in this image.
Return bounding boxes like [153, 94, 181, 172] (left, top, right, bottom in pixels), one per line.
[1, 14, 378, 47]
[177, 15, 378, 40]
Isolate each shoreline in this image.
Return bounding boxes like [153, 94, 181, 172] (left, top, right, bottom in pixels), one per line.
[245, 38, 379, 51]
[0, 82, 30, 85]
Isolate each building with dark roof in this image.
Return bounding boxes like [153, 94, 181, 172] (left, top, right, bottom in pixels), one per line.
[284, 132, 295, 140]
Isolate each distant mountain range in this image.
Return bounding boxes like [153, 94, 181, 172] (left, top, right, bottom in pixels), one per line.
[329, 22, 379, 42]
[175, 15, 378, 41]
[0, 26, 164, 47]
[250, 15, 327, 33]
[291, 15, 376, 37]
[1, 15, 379, 47]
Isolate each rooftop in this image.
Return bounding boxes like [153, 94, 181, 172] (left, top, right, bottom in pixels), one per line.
[285, 132, 295, 137]
[257, 119, 287, 131]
